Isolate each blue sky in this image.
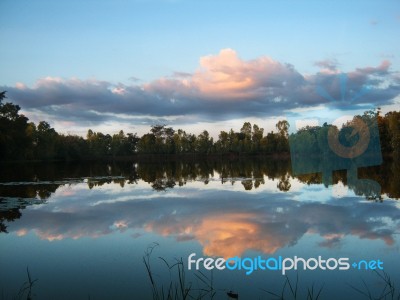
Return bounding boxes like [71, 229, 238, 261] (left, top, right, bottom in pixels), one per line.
[1, 0, 399, 136]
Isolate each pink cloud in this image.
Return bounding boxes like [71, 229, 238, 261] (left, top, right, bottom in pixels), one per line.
[147, 48, 303, 101]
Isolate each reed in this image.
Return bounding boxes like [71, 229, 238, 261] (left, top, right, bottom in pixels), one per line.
[143, 243, 218, 300]
[17, 267, 38, 300]
[349, 270, 400, 300]
[261, 273, 324, 300]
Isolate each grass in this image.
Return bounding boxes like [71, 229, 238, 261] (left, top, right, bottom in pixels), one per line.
[143, 244, 326, 300]
[142, 246, 400, 300]
[261, 273, 324, 300]
[349, 270, 400, 300]
[2, 254, 398, 300]
[17, 267, 38, 300]
[143, 243, 218, 300]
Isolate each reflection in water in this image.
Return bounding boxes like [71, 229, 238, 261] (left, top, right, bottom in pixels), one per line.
[0, 158, 399, 299]
[1, 157, 398, 200]
[1, 158, 399, 247]
[0, 157, 399, 234]
[2, 178, 399, 255]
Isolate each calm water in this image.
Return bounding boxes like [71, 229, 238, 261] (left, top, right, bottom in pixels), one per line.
[1, 159, 399, 299]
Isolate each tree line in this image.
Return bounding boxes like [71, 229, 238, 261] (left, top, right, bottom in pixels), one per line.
[0, 91, 399, 161]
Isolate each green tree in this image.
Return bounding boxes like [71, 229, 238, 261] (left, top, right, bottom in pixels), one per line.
[137, 133, 156, 154]
[196, 130, 213, 154]
[216, 131, 229, 154]
[240, 122, 252, 153]
[276, 120, 289, 137]
[86, 130, 112, 157]
[263, 131, 277, 154]
[276, 120, 290, 152]
[252, 124, 264, 153]
[111, 130, 126, 156]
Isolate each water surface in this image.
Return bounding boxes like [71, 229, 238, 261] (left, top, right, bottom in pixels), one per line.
[1, 159, 399, 299]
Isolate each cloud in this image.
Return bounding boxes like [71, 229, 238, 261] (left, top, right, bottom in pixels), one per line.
[2, 49, 399, 129]
[192, 48, 304, 100]
[314, 59, 339, 74]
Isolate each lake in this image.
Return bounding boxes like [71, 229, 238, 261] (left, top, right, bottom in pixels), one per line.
[1, 158, 399, 299]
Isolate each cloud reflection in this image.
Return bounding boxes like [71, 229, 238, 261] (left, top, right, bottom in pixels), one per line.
[6, 183, 400, 258]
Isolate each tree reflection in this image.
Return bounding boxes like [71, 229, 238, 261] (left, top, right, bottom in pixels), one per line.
[241, 179, 253, 190]
[0, 207, 21, 233]
[277, 173, 291, 192]
[0, 197, 46, 233]
[0, 157, 399, 233]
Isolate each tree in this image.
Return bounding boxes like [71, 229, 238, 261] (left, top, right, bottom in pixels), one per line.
[126, 133, 140, 154]
[111, 130, 126, 156]
[252, 124, 264, 153]
[147, 124, 176, 153]
[137, 133, 156, 154]
[386, 111, 400, 158]
[0, 91, 31, 160]
[196, 130, 213, 154]
[216, 131, 229, 153]
[276, 120, 290, 152]
[377, 110, 392, 153]
[240, 122, 252, 153]
[86, 130, 112, 157]
[263, 132, 277, 154]
[0, 91, 6, 102]
[276, 120, 289, 137]
[56, 134, 88, 160]
[35, 121, 58, 160]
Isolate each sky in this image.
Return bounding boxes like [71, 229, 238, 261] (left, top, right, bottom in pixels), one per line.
[1, 0, 399, 137]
